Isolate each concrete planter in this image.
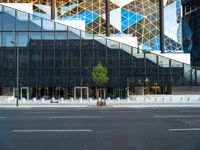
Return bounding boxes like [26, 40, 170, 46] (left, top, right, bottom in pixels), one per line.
[97, 98, 106, 106]
[97, 98, 101, 106]
[101, 99, 106, 106]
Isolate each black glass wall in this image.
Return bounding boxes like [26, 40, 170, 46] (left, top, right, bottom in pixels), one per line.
[0, 4, 199, 98]
[182, 8, 200, 67]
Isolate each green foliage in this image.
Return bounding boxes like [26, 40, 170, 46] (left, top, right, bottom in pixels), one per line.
[92, 62, 109, 87]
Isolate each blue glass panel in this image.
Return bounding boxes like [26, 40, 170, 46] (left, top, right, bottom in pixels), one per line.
[29, 32, 41, 40]
[0, 5, 2, 31]
[121, 8, 143, 31]
[18, 32, 28, 47]
[42, 32, 54, 40]
[55, 32, 67, 40]
[29, 15, 42, 31]
[42, 19, 55, 31]
[3, 6, 15, 31]
[55, 23, 68, 31]
[0, 32, 2, 47]
[33, 11, 50, 20]
[61, 10, 99, 25]
[16, 11, 29, 31]
[3, 32, 13, 47]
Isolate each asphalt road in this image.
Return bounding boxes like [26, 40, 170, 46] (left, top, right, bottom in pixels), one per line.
[0, 107, 200, 150]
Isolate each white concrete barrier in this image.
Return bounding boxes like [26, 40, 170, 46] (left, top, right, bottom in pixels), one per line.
[1, 95, 200, 104]
[107, 97, 111, 102]
[127, 97, 130, 102]
[41, 98, 44, 103]
[33, 97, 36, 102]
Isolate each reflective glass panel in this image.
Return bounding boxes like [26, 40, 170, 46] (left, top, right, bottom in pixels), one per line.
[42, 19, 55, 31]
[3, 32, 13, 47]
[18, 32, 28, 47]
[0, 5, 2, 31]
[29, 15, 42, 31]
[16, 11, 29, 31]
[3, 6, 15, 31]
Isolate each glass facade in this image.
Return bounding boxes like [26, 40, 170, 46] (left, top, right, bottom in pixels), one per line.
[0, 4, 199, 99]
[0, 0, 182, 52]
[182, 0, 200, 66]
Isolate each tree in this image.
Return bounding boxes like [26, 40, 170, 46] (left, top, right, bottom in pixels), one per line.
[92, 62, 109, 99]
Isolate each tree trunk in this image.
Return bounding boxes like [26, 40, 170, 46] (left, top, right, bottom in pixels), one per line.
[96, 87, 99, 99]
[104, 88, 106, 99]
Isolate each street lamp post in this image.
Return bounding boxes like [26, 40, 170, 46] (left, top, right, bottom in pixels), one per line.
[127, 78, 129, 97]
[11, 32, 19, 107]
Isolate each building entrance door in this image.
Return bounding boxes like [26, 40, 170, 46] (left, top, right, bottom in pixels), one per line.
[74, 87, 89, 100]
[21, 87, 29, 100]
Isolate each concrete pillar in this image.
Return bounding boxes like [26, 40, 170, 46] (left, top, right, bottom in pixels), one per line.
[159, 0, 165, 53]
[105, 0, 110, 37]
[51, 0, 56, 20]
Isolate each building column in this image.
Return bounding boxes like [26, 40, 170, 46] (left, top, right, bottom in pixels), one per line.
[159, 0, 165, 53]
[51, 0, 56, 20]
[105, 0, 110, 37]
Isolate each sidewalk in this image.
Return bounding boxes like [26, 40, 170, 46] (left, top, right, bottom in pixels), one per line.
[1, 100, 200, 108]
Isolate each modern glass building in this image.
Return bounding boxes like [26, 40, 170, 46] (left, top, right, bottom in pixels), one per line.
[182, 0, 200, 67]
[0, 0, 182, 52]
[0, 4, 199, 100]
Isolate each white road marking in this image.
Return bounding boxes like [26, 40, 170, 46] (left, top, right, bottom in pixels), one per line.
[49, 116, 102, 119]
[101, 111, 140, 113]
[0, 117, 7, 119]
[154, 115, 200, 118]
[169, 128, 200, 132]
[180, 110, 200, 113]
[24, 111, 64, 114]
[12, 129, 92, 133]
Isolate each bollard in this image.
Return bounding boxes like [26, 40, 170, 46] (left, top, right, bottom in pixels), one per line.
[89, 97, 93, 102]
[180, 97, 183, 102]
[41, 98, 44, 103]
[22, 98, 26, 102]
[60, 97, 64, 103]
[33, 97, 36, 102]
[170, 97, 172, 102]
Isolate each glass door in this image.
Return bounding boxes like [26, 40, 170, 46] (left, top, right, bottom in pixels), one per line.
[74, 88, 81, 100]
[74, 87, 89, 100]
[21, 87, 29, 100]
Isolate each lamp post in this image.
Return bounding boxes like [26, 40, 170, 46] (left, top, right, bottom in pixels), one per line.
[11, 32, 19, 107]
[144, 78, 149, 95]
[127, 78, 129, 97]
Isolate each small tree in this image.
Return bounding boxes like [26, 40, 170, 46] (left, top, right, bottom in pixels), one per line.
[92, 62, 109, 99]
